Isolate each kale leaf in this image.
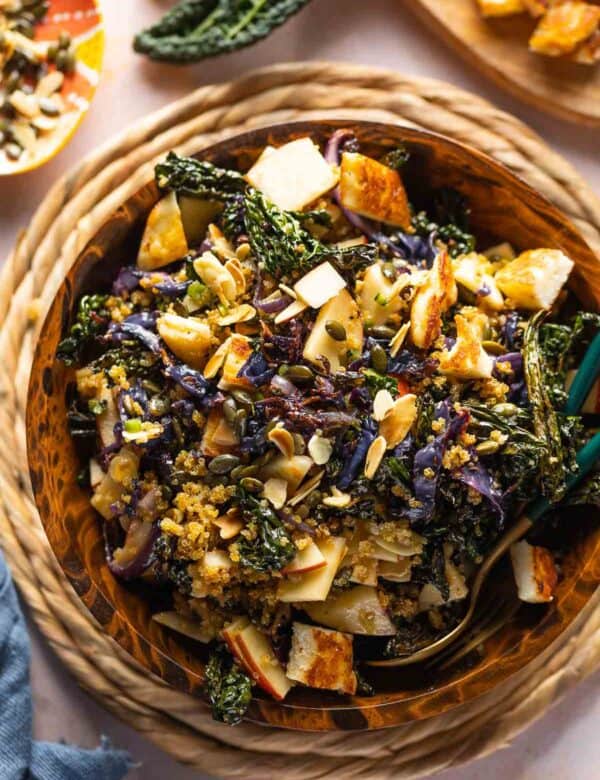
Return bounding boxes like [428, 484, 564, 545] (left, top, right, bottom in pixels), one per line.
[156, 152, 246, 202]
[134, 0, 312, 64]
[236, 489, 295, 572]
[205, 644, 253, 725]
[380, 145, 410, 171]
[244, 188, 375, 277]
[56, 294, 110, 365]
[524, 312, 568, 502]
[412, 187, 476, 258]
[362, 368, 399, 398]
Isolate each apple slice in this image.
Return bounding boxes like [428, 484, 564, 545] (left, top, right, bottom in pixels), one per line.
[153, 611, 216, 643]
[301, 585, 395, 636]
[282, 539, 327, 575]
[260, 455, 314, 496]
[234, 624, 293, 701]
[378, 558, 412, 583]
[278, 536, 347, 603]
[221, 616, 250, 658]
[89, 457, 103, 490]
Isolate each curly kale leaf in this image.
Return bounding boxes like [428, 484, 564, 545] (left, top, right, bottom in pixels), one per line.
[155, 152, 246, 202]
[205, 644, 253, 725]
[236, 488, 295, 572]
[134, 0, 312, 64]
[412, 187, 476, 258]
[380, 145, 410, 170]
[244, 188, 375, 277]
[524, 312, 570, 502]
[362, 368, 399, 398]
[56, 294, 110, 366]
[560, 470, 600, 508]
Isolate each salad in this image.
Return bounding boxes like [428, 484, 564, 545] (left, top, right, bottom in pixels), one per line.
[58, 130, 600, 724]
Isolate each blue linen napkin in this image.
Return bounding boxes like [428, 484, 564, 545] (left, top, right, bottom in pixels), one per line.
[0, 549, 132, 780]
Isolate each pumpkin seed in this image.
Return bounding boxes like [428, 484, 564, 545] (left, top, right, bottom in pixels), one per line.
[234, 408, 247, 439]
[286, 365, 314, 383]
[231, 464, 259, 481]
[5, 143, 22, 160]
[231, 389, 254, 408]
[325, 320, 347, 342]
[371, 344, 388, 373]
[222, 397, 237, 424]
[240, 476, 263, 493]
[208, 454, 240, 474]
[368, 325, 396, 339]
[475, 440, 501, 456]
[492, 402, 520, 417]
[482, 340, 506, 356]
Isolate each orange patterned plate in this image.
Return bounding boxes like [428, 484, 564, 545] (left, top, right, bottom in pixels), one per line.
[0, 0, 104, 175]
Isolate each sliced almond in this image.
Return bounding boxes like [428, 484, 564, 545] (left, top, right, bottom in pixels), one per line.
[263, 477, 288, 509]
[36, 69, 64, 97]
[322, 486, 351, 508]
[217, 304, 256, 326]
[379, 558, 412, 583]
[267, 425, 295, 459]
[208, 223, 237, 261]
[274, 298, 308, 325]
[279, 283, 297, 299]
[379, 393, 417, 449]
[287, 469, 325, 507]
[364, 435, 387, 480]
[10, 122, 36, 152]
[308, 434, 333, 465]
[389, 321, 411, 357]
[213, 510, 244, 540]
[224, 257, 247, 295]
[372, 389, 395, 421]
[203, 336, 232, 379]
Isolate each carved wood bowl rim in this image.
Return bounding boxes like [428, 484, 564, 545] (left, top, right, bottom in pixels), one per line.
[27, 120, 600, 732]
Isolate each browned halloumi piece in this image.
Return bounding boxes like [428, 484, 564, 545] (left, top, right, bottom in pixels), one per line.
[217, 334, 253, 391]
[286, 622, 357, 695]
[339, 152, 411, 228]
[529, 2, 600, 56]
[477, 0, 526, 17]
[510, 540, 558, 603]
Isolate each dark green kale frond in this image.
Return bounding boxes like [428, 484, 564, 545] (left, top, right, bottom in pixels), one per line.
[412, 187, 476, 258]
[134, 0, 312, 64]
[56, 294, 110, 366]
[236, 488, 295, 572]
[220, 193, 247, 242]
[524, 311, 570, 502]
[380, 145, 410, 170]
[560, 470, 600, 508]
[362, 368, 399, 398]
[205, 643, 253, 725]
[155, 152, 246, 202]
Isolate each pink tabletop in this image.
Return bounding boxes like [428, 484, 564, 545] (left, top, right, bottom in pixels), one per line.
[2, 3, 599, 779]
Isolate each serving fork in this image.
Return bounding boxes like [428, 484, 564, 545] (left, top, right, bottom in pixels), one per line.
[368, 336, 600, 669]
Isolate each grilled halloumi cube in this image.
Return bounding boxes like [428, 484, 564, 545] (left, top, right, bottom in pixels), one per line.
[286, 622, 357, 695]
[438, 312, 495, 381]
[137, 191, 188, 270]
[510, 540, 558, 603]
[245, 137, 339, 211]
[477, 0, 526, 16]
[494, 248, 574, 310]
[217, 334, 253, 391]
[529, 2, 600, 56]
[453, 252, 504, 311]
[157, 313, 212, 369]
[339, 152, 411, 228]
[521, 0, 549, 16]
[410, 250, 457, 349]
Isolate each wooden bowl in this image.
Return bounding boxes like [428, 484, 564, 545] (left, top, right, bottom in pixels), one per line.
[27, 120, 600, 731]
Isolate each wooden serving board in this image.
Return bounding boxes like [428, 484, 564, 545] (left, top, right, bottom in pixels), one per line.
[410, 0, 600, 126]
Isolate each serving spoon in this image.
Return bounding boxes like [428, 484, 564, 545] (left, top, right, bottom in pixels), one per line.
[368, 342, 600, 668]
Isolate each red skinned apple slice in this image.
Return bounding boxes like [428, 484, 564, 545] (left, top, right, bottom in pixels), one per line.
[234, 624, 293, 701]
[221, 616, 249, 658]
[282, 539, 327, 575]
[278, 536, 347, 603]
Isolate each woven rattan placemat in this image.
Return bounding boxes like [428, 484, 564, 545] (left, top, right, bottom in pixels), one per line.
[1, 62, 600, 779]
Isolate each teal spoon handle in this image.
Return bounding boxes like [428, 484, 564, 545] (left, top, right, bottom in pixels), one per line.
[564, 332, 600, 416]
[526, 431, 600, 523]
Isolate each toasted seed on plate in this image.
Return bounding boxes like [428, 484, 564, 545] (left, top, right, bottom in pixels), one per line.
[482, 340, 506, 356]
[322, 486, 351, 508]
[390, 321, 410, 357]
[231, 389, 254, 408]
[368, 325, 396, 339]
[492, 402, 520, 417]
[222, 397, 237, 424]
[287, 470, 325, 507]
[268, 425, 295, 459]
[263, 477, 288, 509]
[36, 70, 64, 98]
[308, 433, 333, 465]
[475, 439, 501, 455]
[234, 408, 247, 439]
